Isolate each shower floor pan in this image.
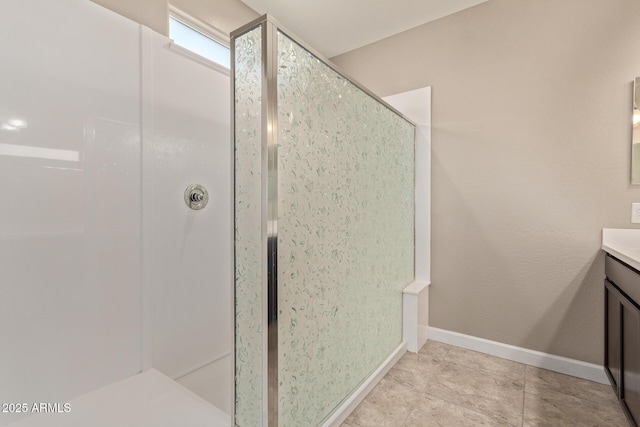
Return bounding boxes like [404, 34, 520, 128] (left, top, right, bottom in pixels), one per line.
[7, 369, 230, 427]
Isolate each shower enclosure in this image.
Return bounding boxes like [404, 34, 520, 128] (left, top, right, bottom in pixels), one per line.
[232, 16, 416, 427]
[1, 2, 421, 426]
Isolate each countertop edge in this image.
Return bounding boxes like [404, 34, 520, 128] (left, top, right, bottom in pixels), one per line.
[602, 244, 640, 272]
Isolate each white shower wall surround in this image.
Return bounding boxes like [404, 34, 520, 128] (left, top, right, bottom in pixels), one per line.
[0, 0, 231, 425]
[233, 17, 415, 427]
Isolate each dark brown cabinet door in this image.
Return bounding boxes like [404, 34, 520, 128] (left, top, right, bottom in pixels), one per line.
[622, 293, 640, 426]
[606, 279, 621, 394]
[604, 254, 640, 426]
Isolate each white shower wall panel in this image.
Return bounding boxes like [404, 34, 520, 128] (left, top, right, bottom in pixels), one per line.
[0, 1, 142, 425]
[148, 33, 232, 381]
[0, 1, 232, 425]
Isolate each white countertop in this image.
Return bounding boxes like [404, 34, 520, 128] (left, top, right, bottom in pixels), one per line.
[602, 228, 640, 271]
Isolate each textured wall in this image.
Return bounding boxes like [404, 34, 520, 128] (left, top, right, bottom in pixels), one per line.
[89, 0, 259, 36]
[333, 0, 640, 365]
[90, 0, 169, 35]
[170, 0, 259, 35]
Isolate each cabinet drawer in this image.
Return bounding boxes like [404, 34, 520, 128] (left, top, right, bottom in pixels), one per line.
[606, 255, 640, 305]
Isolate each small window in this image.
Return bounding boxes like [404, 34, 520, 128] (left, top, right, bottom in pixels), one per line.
[169, 16, 230, 69]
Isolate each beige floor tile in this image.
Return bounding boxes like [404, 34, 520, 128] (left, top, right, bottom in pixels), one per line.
[445, 346, 526, 382]
[388, 349, 443, 392]
[385, 364, 438, 392]
[525, 366, 618, 405]
[404, 393, 517, 427]
[397, 340, 452, 377]
[523, 387, 628, 427]
[343, 343, 627, 427]
[424, 361, 524, 426]
[345, 376, 420, 427]
[395, 350, 442, 378]
[417, 340, 452, 362]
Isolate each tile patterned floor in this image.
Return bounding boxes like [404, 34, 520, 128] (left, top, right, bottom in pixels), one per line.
[341, 341, 628, 427]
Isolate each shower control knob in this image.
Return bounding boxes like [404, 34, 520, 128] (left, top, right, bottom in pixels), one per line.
[184, 184, 209, 210]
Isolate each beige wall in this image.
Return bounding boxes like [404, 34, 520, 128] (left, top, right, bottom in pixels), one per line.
[90, 0, 169, 35]
[90, 0, 258, 36]
[170, 0, 259, 35]
[333, 0, 640, 365]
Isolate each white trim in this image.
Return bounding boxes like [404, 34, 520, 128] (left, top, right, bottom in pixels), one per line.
[414, 118, 431, 284]
[321, 342, 407, 427]
[428, 327, 609, 384]
[167, 41, 231, 76]
[403, 281, 430, 353]
[383, 87, 431, 284]
[403, 280, 430, 296]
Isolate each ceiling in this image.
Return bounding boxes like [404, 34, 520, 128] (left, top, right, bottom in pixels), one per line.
[239, 0, 489, 58]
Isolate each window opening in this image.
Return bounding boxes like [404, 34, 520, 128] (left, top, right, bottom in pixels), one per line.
[169, 15, 230, 69]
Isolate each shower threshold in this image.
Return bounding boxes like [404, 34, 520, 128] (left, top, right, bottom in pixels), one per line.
[6, 369, 230, 427]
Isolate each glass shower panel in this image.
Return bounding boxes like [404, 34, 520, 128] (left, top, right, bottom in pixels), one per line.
[233, 17, 415, 426]
[234, 26, 264, 427]
[276, 32, 415, 426]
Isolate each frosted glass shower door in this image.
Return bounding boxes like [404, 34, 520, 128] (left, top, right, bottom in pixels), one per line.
[233, 16, 414, 427]
[276, 32, 414, 426]
[234, 25, 265, 427]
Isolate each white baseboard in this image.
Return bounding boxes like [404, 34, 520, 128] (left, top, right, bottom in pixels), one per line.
[321, 342, 407, 427]
[428, 327, 608, 385]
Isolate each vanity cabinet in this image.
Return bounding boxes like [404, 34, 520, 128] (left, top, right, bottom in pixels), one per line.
[605, 254, 640, 426]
